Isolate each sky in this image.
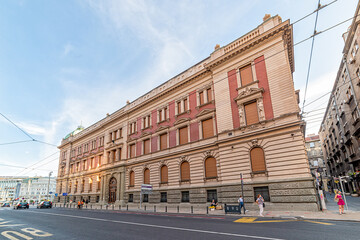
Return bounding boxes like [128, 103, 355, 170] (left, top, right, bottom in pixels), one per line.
[0, 0, 357, 177]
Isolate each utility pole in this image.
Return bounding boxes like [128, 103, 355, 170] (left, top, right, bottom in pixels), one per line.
[47, 171, 53, 201]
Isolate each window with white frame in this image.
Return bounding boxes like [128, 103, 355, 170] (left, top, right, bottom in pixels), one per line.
[158, 107, 168, 123]
[99, 136, 104, 147]
[198, 87, 213, 106]
[176, 97, 189, 115]
[129, 122, 137, 134]
[142, 115, 151, 129]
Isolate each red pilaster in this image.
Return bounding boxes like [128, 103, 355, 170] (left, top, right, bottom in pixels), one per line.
[228, 69, 240, 129]
[255, 55, 274, 120]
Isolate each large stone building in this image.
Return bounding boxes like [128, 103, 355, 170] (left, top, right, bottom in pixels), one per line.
[0, 177, 24, 202]
[56, 14, 317, 211]
[319, 2, 360, 194]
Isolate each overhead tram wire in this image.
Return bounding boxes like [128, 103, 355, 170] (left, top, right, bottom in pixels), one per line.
[15, 151, 60, 176]
[0, 163, 54, 172]
[301, 0, 321, 114]
[0, 140, 34, 146]
[18, 157, 60, 176]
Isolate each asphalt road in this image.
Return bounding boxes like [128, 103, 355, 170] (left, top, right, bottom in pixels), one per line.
[0, 206, 359, 240]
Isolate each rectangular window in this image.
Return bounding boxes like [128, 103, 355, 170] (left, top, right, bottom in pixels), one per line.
[129, 122, 137, 134]
[202, 118, 214, 139]
[179, 126, 188, 145]
[240, 64, 253, 86]
[96, 196, 100, 203]
[130, 144, 136, 158]
[144, 139, 150, 155]
[119, 128, 123, 138]
[143, 194, 149, 202]
[352, 109, 360, 121]
[199, 91, 204, 105]
[207, 88, 212, 102]
[181, 191, 190, 202]
[184, 98, 188, 111]
[128, 194, 133, 202]
[160, 133, 167, 150]
[177, 101, 181, 114]
[143, 115, 151, 129]
[254, 186, 270, 202]
[244, 101, 259, 125]
[160, 192, 167, 202]
[207, 189, 217, 202]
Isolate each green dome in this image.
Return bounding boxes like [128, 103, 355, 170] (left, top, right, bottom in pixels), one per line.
[64, 126, 84, 139]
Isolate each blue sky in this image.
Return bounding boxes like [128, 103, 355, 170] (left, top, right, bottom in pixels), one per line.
[0, 0, 357, 177]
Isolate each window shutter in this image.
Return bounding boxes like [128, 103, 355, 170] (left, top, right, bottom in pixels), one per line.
[160, 134, 167, 150]
[177, 101, 181, 114]
[250, 147, 266, 172]
[144, 169, 150, 184]
[205, 157, 217, 178]
[130, 171, 134, 186]
[179, 126, 188, 145]
[202, 118, 214, 139]
[240, 64, 253, 86]
[244, 102, 259, 125]
[199, 91, 204, 105]
[181, 161, 190, 181]
[207, 88, 212, 102]
[130, 144, 135, 158]
[144, 139, 150, 154]
[161, 165, 168, 183]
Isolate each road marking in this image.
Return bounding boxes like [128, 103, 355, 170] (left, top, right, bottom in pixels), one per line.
[25, 211, 285, 240]
[234, 217, 334, 225]
[303, 220, 334, 225]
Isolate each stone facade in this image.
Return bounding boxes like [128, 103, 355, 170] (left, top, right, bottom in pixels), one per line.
[319, 2, 360, 194]
[56, 15, 317, 211]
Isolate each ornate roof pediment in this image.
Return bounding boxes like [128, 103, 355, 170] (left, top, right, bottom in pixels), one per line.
[140, 131, 152, 138]
[155, 125, 169, 133]
[235, 87, 264, 105]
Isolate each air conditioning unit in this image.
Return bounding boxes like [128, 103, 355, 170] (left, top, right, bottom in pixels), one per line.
[349, 58, 355, 64]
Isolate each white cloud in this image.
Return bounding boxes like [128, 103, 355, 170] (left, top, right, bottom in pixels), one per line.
[62, 43, 74, 57]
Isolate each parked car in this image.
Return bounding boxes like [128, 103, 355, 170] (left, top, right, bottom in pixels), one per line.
[37, 201, 52, 209]
[1, 203, 10, 207]
[14, 202, 29, 209]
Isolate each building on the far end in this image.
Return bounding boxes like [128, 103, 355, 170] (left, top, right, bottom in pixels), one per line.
[19, 177, 57, 203]
[0, 177, 24, 202]
[305, 134, 328, 190]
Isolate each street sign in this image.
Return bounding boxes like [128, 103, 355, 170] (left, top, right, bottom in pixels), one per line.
[55, 193, 58, 197]
[62, 193, 68, 196]
[141, 184, 153, 194]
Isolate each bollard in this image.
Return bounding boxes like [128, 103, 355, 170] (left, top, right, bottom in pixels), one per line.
[206, 206, 208, 214]
[165, 206, 167, 213]
[86, 204, 87, 209]
[191, 206, 193, 214]
[101, 205, 102, 210]
[154, 205, 156, 212]
[119, 205, 121, 210]
[177, 206, 179, 213]
[91, 204, 92, 209]
[127, 205, 128, 211]
[144, 205, 146, 211]
[106, 205, 108, 210]
[112, 205, 114, 210]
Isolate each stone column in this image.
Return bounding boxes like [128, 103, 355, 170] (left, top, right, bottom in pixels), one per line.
[120, 167, 126, 206]
[115, 149, 120, 161]
[99, 175, 104, 204]
[115, 172, 121, 205]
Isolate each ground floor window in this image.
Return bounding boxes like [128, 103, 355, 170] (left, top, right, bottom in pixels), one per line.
[128, 194, 133, 202]
[254, 186, 270, 201]
[87, 196, 91, 203]
[143, 194, 149, 202]
[58, 197, 60, 202]
[96, 196, 99, 203]
[160, 192, 167, 202]
[73, 196, 76, 202]
[207, 189, 217, 202]
[181, 191, 189, 202]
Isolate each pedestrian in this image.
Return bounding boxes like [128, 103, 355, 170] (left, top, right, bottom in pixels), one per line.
[334, 190, 345, 215]
[238, 195, 245, 214]
[256, 194, 265, 217]
[77, 201, 82, 209]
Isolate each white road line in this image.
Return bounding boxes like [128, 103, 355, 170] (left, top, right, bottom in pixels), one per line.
[26, 211, 284, 240]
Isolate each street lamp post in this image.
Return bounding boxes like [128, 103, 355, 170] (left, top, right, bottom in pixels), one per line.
[47, 171, 53, 201]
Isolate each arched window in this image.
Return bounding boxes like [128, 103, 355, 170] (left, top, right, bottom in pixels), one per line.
[250, 147, 266, 173]
[129, 171, 135, 187]
[160, 165, 168, 183]
[180, 161, 190, 181]
[144, 168, 150, 184]
[205, 157, 217, 179]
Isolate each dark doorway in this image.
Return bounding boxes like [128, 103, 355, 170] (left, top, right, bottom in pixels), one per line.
[108, 177, 117, 203]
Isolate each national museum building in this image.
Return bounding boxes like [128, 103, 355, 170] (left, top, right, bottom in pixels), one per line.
[56, 14, 317, 211]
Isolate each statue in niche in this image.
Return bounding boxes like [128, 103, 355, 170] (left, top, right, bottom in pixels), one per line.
[257, 99, 265, 121]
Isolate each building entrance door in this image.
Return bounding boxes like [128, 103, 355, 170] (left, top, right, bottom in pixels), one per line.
[108, 177, 117, 203]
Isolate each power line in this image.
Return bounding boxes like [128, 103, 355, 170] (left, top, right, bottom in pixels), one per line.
[0, 112, 35, 141]
[0, 140, 34, 146]
[292, 0, 338, 25]
[302, 0, 321, 113]
[0, 163, 54, 172]
[15, 151, 59, 176]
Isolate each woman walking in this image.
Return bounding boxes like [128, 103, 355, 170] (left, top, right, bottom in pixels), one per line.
[334, 190, 345, 215]
[256, 194, 264, 217]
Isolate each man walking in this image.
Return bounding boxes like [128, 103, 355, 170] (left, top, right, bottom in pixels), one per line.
[238, 195, 245, 214]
